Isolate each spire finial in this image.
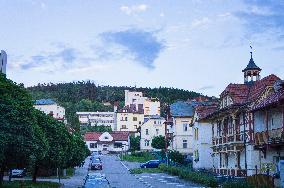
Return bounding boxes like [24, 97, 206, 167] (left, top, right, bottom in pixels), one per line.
[250, 45, 253, 59]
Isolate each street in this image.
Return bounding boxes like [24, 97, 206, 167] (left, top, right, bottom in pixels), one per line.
[4, 155, 203, 188]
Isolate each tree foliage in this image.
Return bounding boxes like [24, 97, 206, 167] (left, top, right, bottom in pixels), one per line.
[168, 150, 184, 164]
[151, 136, 169, 150]
[27, 81, 206, 130]
[0, 74, 89, 184]
[129, 136, 140, 152]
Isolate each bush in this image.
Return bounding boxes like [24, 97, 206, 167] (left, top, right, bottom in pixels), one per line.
[129, 168, 162, 174]
[121, 152, 155, 163]
[158, 164, 218, 187]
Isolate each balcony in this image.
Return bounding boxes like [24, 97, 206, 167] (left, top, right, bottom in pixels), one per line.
[212, 134, 243, 146]
[255, 128, 284, 146]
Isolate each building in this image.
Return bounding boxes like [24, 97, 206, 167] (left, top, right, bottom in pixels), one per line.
[76, 112, 116, 130]
[84, 131, 130, 153]
[170, 101, 194, 155]
[116, 105, 144, 133]
[140, 116, 165, 151]
[34, 99, 65, 122]
[192, 104, 218, 170]
[206, 52, 282, 176]
[125, 90, 160, 116]
[252, 80, 284, 176]
[0, 50, 7, 74]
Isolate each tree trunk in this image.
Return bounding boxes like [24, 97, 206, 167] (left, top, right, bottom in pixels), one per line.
[0, 166, 5, 186]
[32, 165, 39, 183]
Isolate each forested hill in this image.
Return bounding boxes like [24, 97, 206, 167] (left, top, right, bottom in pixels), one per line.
[27, 81, 208, 130]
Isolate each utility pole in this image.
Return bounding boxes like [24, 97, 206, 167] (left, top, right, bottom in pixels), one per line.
[164, 104, 171, 166]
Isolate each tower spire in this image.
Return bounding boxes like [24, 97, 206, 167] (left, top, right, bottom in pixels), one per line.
[242, 46, 261, 84]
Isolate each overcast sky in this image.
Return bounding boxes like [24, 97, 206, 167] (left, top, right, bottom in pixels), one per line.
[1, 0, 284, 97]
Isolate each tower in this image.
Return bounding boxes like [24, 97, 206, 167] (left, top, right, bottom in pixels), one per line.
[242, 51, 261, 84]
[0, 50, 7, 75]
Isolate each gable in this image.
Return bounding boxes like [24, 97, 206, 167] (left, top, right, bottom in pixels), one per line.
[99, 132, 113, 142]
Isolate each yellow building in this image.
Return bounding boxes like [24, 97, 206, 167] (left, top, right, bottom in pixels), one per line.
[116, 105, 144, 133]
[170, 101, 194, 155]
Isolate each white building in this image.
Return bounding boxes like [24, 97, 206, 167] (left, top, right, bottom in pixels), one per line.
[192, 104, 218, 170]
[140, 116, 165, 151]
[34, 99, 65, 121]
[170, 101, 194, 155]
[84, 131, 130, 153]
[77, 111, 116, 131]
[0, 50, 7, 75]
[125, 90, 160, 116]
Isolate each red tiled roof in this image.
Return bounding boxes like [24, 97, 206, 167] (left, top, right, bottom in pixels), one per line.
[220, 74, 281, 105]
[252, 88, 284, 111]
[248, 74, 280, 102]
[195, 105, 218, 120]
[220, 84, 249, 104]
[84, 131, 129, 141]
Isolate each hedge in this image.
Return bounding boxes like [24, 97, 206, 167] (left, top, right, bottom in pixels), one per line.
[158, 164, 218, 187]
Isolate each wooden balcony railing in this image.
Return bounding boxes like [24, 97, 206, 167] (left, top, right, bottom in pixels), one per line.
[255, 128, 284, 146]
[212, 134, 243, 146]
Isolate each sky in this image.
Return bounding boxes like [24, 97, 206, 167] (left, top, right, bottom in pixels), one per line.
[1, 0, 284, 97]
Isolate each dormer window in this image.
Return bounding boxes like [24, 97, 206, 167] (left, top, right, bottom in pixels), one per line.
[104, 136, 108, 139]
[221, 95, 233, 108]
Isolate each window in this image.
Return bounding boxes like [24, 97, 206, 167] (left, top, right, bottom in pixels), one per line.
[145, 140, 150, 146]
[114, 142, 122, 148]
[154, 121, 156, 124]
[104, 136, 108, 139]
[183, 124, 188, 131]
[90, 143, 97, 148]
[133, 117, 137, 121]
[183, 140, 187, 148]
[122, 125, 126, 129]
[156, 129, 159, 135]
[146, 129, 149, 135]
[125, 117, 128, 121]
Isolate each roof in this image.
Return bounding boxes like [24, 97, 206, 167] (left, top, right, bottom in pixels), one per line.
[220, 74, 280, 105]
[35, 99, 56, 105]
[117, 104, 144, 114]
[84, 131, 129, 141]
[242, 54, 261, 72]
[252, 80, 284, 111]
[170, 101, 194, 117]
[195, 105, 219, 120]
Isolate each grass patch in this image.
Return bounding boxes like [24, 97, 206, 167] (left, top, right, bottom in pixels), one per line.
[121, 152, 155, 163]
[129, 168, 162, 174]
[2, 180, 61, 188]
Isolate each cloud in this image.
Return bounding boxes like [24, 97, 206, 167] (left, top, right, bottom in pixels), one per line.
[235, 1, 284, 39]
[191, 17, 211, 28]
[199, 85, 214, 90]
[99, 29, 165, 69]
[120, 4, 148, 15]
[20, 47, 79, 70]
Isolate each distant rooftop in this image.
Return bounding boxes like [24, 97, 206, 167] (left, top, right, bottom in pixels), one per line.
[35, 99, 56, 105]
[170, 101, 194, 117]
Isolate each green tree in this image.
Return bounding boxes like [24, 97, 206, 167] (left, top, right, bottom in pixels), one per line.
[0, 74, 41, 185]
[168, 150, 184, 164]
[129, 136, 140, 151]
[151, 136, 169, 150]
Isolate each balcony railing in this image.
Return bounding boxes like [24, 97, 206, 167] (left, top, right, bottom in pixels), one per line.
[212, 134, 243, 146]
[255, 128, 284, 145]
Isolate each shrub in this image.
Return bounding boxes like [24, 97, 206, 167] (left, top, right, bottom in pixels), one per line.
[158, 164, 218, 187]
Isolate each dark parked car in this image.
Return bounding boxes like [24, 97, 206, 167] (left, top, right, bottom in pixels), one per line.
[83, 178, 110, 188]
[83, 172, 110, 188]
[90, 158, 103, 170]
[140, 160, 161, 168]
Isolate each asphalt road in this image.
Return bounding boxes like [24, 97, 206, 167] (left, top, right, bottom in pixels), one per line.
[5, 155, 203, 188]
